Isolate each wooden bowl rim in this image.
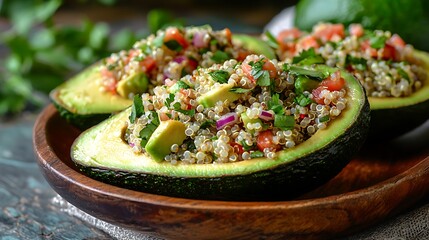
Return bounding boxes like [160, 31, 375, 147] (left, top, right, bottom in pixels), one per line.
[33, 104, 429, 210]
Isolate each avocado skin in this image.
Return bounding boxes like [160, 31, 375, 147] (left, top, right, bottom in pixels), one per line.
[368, 99, 429, 141]
[75, 99, 370, 201]
[53, 101, 111, 130]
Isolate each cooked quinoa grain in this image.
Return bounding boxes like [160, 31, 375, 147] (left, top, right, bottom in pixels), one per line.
[274, 23, 426, 98]
[125, 55, 349, 164]
[99, 26, 251, 98]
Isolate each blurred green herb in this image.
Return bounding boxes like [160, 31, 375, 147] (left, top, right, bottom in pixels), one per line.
[0, 1, 181, 116]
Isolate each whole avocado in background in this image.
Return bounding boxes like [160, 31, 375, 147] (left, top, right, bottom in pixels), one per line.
[294, 0, 429, 51]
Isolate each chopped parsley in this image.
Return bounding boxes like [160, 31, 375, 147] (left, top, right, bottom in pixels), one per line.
[240, 140, 254, 151]
[139, 111, 159, 148]
[164, 93, 175, 107]
[283, 64, 327, 80]
[319, 115, 330, 122]
[249, 59, 271, 86]
[274, 114, 295, 130]
[200, 120, 215, 129]
[369, 35, 388, 49]
[129, 95, 144, 123]
[295, 94, 313, 107]
[397, 68, 410, 81]
[208, 70, 229, 83]
[346, 55, 367, 71]
[267, 94, 284, 114]
[211, 50, 230, 63]
[229, 87, 252, 93]
[292, 48, 325, 65]
[164, 39, 183, 51]
[173, 102, 195, 116]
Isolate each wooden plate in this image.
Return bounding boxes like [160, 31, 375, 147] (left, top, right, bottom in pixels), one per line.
[33, 104, 429, 240]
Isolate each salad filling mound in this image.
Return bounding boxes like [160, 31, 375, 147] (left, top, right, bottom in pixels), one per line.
[125, 54, 349, 164]
[272, 23, 427, 98]
[99, 25, 250, 98]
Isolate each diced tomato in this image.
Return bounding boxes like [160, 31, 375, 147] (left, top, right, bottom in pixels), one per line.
[361, 40, 378, 58]
[236, 49, 251, 62]
[313, 23, 345, 42]
[257, 130, 280, 152]
[311, 86, 327, 104]
[381, 43, 397, 60]
[349, 24, 364, 38]
[388, 34, 406, 49]
[139, 56, 156, 73]
[320, 71, 345, 91]
[164, 27, 189, 50]
[223, 28, 232, 43]
[242, 58, 277, 82]
[276, 28, 301, 52]
[299, 114, 307, 119]
[230, 142, 244, 155]
[186, 58, 198, 72]
[296, 35, 319, 52]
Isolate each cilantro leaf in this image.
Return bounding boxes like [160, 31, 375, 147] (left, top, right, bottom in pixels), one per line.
[173, 102, 195, 116]
[139, 111, 160, 148]
[369, 35, 388, 49]
[200, 120, 215, 129]
[240, 140, 254, 151]
[397, 68, 410, 81]
[292, 48, 325, 65]
[249, 59, 272, 87]
[164, 39, 183, 51]
[267, 94, 284, 114]
[208, 70, 229, 83]
[295, 94, 313, 106]
[283, 64, 327, 79]
[129, 95, 144, 123]
[256, 70, 271, 86]
[164, 93, 175, 107]
[274, 114, 295, 130]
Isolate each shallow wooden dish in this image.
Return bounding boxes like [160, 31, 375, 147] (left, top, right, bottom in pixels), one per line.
[33, 104, 429, 240]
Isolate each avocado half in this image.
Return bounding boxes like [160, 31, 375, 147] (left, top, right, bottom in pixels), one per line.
[71, 67, 370, 201]
[50, 62, 132, 130]
[50, 34, 275, 130]
[368, 50, 429, 140]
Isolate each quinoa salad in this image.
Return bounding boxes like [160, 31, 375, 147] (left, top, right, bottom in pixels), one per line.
[125, 54, 349, 164]
[271, 23, 427, 98]
[98, 25, 251, 98]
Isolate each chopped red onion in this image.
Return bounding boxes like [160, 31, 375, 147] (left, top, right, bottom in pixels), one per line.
[216, 112, 238, 130]
[173, 55, 187, 64]
[259, 110, 274, 121]
[192, 32, 207, 48]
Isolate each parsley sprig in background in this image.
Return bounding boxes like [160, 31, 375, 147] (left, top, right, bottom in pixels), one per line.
[0, 0, 181, 117]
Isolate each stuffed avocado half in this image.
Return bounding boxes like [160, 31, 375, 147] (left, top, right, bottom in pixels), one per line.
[51, 25, 275, 129]
[71, 55, 370, 200]
[271, 23, 429, 140]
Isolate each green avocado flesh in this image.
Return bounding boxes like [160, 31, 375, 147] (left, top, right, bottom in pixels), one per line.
[368, 50, 429, 140]
[232, 34, 276, 59]
[71, 67, 370, 201]
[50, 62, 132, 129]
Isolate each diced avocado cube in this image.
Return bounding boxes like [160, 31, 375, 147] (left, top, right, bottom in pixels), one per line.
[241, 112, 262, 133]
[197, 84, 240, 108]
[117, 72, 149, 98]
[145, 120, 187, 162]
